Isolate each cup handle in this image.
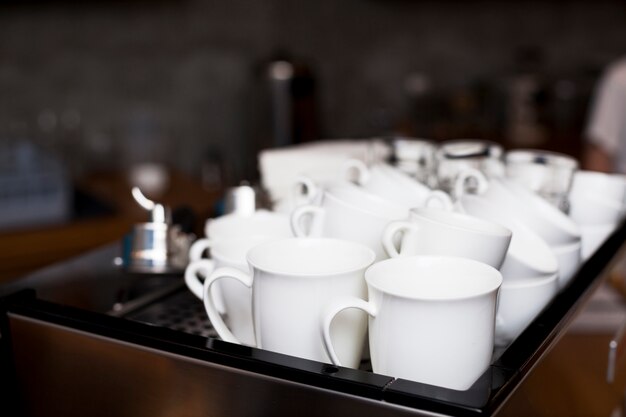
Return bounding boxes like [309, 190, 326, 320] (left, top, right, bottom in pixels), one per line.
[290, 205, 324, 237]
[293, 175, 318, 205]
[321, 296, 377, 367]
[341, 158, 370, 185]
[454, 168, 489, 199]
[203, 266, 253, 345]
[185, 258, 215, 299]
[382, 221, 417, 258]
[189, 238, 212, 262]
[424, 190, 454, 211]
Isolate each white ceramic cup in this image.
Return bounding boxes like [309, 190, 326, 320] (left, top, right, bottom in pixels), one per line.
[569, 189, 624, 226]
[203, 238, 376, 368]
[382, 207, 512, 269]
[495, 272, 559, 346]
[570, 170, 626, 206]
[505, 149, 578, 213]
[291, 183, 408, 260]
[436, 139, 504, 196]
[480, 178, 580, 246]
[204, 210, 293, 240]
[456, 195, 558, 280]
[343, 159, 453, 209]
[551, 240, 582, 289]
[185, 235, 279, 346]
[580, 223, 617, 261]
[321, 255, 502, 391]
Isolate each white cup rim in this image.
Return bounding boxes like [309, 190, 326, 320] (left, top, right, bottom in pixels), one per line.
[206, 210, 290, 238]
[325, 184, 407, 219]
[209, 235, 280, 266]
[551, 239, 582, 254]
[246, 237, 376, 277]
[365, 255, 502, 301]
[498, 179, 581, 239]
[501, 272, 559, 289]
[409, 207, 512, 238]
[505, 149, 578, 170]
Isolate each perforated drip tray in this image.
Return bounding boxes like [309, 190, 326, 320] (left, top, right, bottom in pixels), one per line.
[117, 283, 374, 371]
[123, 286, 218, 339]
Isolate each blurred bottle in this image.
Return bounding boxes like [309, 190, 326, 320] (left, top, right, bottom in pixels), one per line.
[246, 52, 319, 172]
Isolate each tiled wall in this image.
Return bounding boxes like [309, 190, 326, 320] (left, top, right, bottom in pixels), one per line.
[0, 0, 625, 182]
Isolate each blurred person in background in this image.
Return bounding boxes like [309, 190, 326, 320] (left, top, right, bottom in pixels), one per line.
[584, 57, 626, 173]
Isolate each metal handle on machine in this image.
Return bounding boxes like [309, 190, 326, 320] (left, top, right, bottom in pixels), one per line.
[607, 319, 626, 383]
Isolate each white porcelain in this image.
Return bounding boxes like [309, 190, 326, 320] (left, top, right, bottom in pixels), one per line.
[185, 235, 279, 346]
[456, 195, 559, 280]
[569, 188, 624, 226]
[571, 170, 626, 205]
[436, 139, 504, 196]
[322, 255, 502, 391]
[452, 167, 490, 200]
[392, 137, 437, 186]
[495, 272, 559, 346]
[259, 140, 390, 198]
[551, 240, 582, 289]
[580, 223, 617, 261]
[205, 210, 293, 239]
[343, 159, 453, 209]
[271, 175, 326, 215]
[291, 183, 408, 260]
[505, 149, 578, 213]
[203, 238, 375, 368]
[382, 207, 512, 269]
[481, 178, 581, 246]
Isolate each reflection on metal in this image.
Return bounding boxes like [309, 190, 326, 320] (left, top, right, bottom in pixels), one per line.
[9, 315, 424, 417]
[608, 319, 626, 383]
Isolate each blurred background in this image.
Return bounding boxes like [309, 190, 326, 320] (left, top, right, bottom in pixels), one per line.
[1, 0, 626, 276]
[1, 0, 625, 179]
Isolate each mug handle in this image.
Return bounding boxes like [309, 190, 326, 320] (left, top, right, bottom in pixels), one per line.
[184, 258, 215, 299]
[454, 168, 489, 199]
[203, 266, 253, 345]
[424, 190, 454, 211]
[341, 158, 370, 185]
[382, 221, 419, 258]
[290, 205, 324, 237]
[293, 175, 319, 205]
[321, 296, 378, 366]
[189, 238, 212, 262]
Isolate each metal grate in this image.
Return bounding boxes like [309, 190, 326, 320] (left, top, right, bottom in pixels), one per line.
[122, 286, 373, 371]
[126, 289, 218, 338]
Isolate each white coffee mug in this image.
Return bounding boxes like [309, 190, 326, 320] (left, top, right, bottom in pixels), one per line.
[480, 178, 580, 246]
[204, 209, 293, 240]
[291, 183, 408, 260]
[571, 170, 626, 207]
[203, 238, 376, 368]
[505, 149, 578, 213]
[382, 207, 512, 269]
[569, 189, 624, 227]
[322, 255, 502, 391]
[185, 235, 279, 346]
[495, 272, 559, 346]
[343, 159, 453, 209]
[436, 139, 504, 197]
[456, 194, 558, 280]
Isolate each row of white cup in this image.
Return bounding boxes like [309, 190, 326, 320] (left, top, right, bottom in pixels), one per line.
[185, 153, 624, 391]
[188, 229, 501, 391]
